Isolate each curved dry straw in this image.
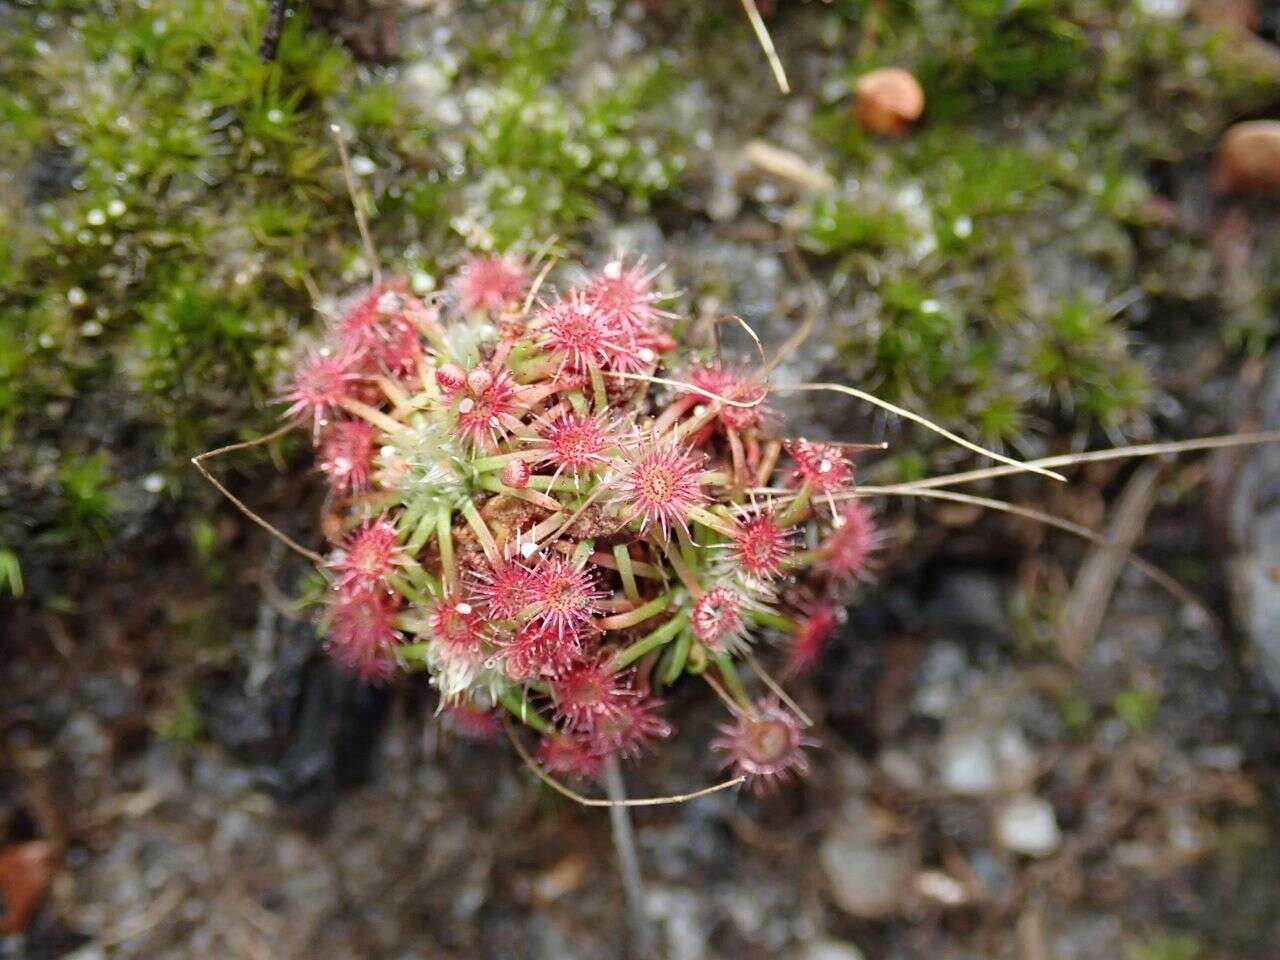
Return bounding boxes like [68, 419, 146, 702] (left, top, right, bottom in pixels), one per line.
[773, 381, 1068, 483]
[740, 0, 790, 94]
[851, 484, 1206, 618]
[886, 431, 1280, 491]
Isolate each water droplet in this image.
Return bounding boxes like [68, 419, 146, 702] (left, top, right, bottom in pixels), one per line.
[86, 208, 106, 226]
[67, 287, 87, 306]
[107, 199, 126, 217]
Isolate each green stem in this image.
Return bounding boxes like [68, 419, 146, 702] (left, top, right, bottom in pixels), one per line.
[597, 592, 671, 631]
[715, 655, 753, 710]
[776, 482, 812, 527]
[613, 544, 640, 602]
[397, 642, 431, 663]
[386, 573, 428, 606]
[472, 450, 533, 473]
[607, 611, 689, 673]
[571, 539, 594, 568]
[461, 499, 498, 561]
[698, 471, 733, 487]
[437, 503, 455, 590]
[526, 473, 591, 493]
[500, 688, 552, 734]
[660, 630, 693, 685]
[405, 504, 440, 556]
[476, 475, 562, 511]
[747, 608, 797, 633]
[664, 543, 702, 595]
[783, 549, 819, 570]
[400, 560, 441, 597]
[687, 505, 737, 539]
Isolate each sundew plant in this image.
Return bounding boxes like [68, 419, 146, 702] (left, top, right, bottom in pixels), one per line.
[237, 139, 1126, 799]
[276, 248, 880, 791]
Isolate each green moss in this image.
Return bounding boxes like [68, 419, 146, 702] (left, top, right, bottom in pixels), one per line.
[803, 196, 913, 255]
[157, 688, 206, 744]
[800, 0, 1276, 446]
[1112, 686, 1160, 733]
[448, 6, 685, 249]
[56, 452, 115, 544]
[0, 547, 23, 597]
[1123, 932, 1204, 960]
[0, 0, 689, 556]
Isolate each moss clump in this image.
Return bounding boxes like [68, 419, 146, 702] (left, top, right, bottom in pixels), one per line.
[797, 1, 1276, 446]
[0, 0, 688, 561]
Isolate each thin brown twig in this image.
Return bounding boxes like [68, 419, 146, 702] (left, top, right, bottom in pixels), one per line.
[1058, 462, 1163, 663]
[702, 671, 756, 720]
[191, 424, 326, 565]
[523, 255, 559, 315]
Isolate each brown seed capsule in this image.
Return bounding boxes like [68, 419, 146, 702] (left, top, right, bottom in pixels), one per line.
[1215, 120, 1280, 195]
[853, 67, 925, 137]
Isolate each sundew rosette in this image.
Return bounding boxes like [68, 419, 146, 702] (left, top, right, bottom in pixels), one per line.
[279, 253, 878, 793]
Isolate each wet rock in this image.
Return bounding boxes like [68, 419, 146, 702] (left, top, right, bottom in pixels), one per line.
[923, 572, 1010, 642]
[820, 811, 916, 920]
[800, 938, 867, 960]
[916, 871, 969, 909]
[1215, 120, 1280, 194]
[878, 748, 926, 792]
[937, 722, 1036, 796]
[1217, 350, 1280, 699]
[994, 795, 1061, 857]
[196, 611, 390, 808]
